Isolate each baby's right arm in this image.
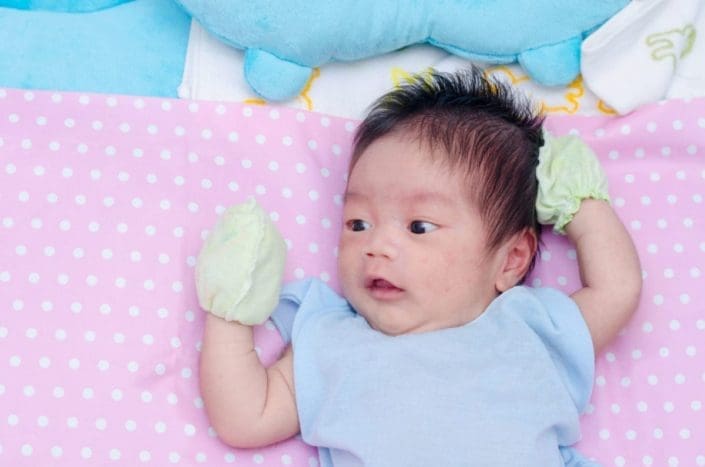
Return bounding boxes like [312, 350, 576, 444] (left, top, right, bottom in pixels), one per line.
[200, 314, 299, 447]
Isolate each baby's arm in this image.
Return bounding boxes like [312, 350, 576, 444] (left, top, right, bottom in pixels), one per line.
[194, 199, 298, 447]
[536, 133, 642, 354]
[200, 314, 299, 447]
[567, 199, 642, 354]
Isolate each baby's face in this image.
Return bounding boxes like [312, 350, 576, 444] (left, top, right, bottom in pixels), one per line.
[338, 133, 506, 336]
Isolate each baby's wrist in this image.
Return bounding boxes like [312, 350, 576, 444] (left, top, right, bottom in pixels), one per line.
[563, 198, 611, 240]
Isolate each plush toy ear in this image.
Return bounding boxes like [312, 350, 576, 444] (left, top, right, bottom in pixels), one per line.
[494, 229, 538, 293]
[518, 36, 582, 87]
[244, 49, 314, 102]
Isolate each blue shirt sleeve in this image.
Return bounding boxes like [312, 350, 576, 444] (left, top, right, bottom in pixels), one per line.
[269, 278, 316, 344]
[513, 287, 595, 413]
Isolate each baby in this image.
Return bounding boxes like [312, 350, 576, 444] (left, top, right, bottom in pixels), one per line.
[198, 69, 642, 466]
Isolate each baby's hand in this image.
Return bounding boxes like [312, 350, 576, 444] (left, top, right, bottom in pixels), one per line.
[535, 132, 609, 234]
[195, 198, 286, 325]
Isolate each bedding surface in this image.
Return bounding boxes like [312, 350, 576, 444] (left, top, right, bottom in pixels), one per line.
[1, 88, 704, 465]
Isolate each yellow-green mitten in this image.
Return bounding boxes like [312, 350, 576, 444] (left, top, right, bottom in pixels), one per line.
[195, 198, 286, 325]
[536, 131, 610, 235]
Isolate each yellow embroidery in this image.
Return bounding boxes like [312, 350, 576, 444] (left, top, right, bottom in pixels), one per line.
[298, 67, 321, 111]
[243, 98, 267, 106]
[646, 24, 697, 69]
[390, 67, 435, 88]
[597, 100, 618, 116]
[484, 65, 530, 85]
[540, 77, 585, 115]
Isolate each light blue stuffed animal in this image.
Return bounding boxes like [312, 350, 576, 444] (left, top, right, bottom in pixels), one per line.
[174, 0, 629, 101]
[0, 0, 129, 12]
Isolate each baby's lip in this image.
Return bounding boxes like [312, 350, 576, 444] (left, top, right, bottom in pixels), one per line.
[365, 276, 403, 292]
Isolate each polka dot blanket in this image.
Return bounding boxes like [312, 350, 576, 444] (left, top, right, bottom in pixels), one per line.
[1, 88, 703, 466]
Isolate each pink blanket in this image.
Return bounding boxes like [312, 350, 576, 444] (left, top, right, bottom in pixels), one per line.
[1, 88, 703, 465]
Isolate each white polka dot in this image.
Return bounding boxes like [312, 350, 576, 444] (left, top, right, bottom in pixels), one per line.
[109, 449, 121, 461]
[599, 429, 610, 440]
[687, 144, 698, 155]
[646, 122, 658, 132]
[648, 374, 658, 385]
[620, 124, 631, 135]
[672, 119, 684, 130]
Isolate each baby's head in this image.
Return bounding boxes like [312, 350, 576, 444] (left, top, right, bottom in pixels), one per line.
[338, 68, 545, 336]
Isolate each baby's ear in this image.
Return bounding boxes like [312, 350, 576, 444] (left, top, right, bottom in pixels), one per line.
[494, 229, 537, 293]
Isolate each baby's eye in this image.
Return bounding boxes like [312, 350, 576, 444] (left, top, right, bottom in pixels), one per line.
[347, 219, 371, 232]
[409, 220, 438, 235]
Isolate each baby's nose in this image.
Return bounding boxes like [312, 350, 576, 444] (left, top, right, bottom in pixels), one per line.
[365, 227, 398, 260]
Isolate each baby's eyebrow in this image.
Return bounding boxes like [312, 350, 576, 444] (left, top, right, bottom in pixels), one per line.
[343, 190, 455, 206]
[343, 190, 366, 203]
[404, 190, 455, 207]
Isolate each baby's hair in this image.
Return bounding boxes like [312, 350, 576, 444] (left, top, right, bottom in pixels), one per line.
[351, 67, 545, 274]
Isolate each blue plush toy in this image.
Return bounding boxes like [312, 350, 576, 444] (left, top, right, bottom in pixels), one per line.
[0, 0, 130, 12]
[174, 0, 629, 101]
[0, 0, 190, 96]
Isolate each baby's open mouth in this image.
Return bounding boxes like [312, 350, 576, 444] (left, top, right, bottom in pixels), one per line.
[366, 277, 404, 293]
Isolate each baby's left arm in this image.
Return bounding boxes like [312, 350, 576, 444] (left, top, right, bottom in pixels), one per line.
[536, 132, 641, 354]
[567, 200, 641, 354]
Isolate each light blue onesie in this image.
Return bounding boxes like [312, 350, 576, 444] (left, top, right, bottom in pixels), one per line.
[271, 278, 599, 467]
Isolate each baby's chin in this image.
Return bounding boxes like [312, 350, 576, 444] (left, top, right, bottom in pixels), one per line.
[357, 309, 442, 337]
